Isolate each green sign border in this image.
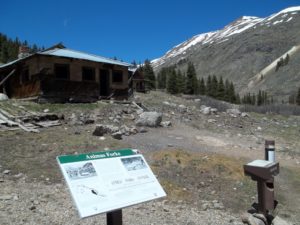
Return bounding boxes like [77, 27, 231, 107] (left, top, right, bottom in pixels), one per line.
[57, 148, 135, 164]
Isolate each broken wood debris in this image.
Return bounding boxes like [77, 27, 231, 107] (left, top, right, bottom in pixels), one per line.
[0, 107, 62, 133]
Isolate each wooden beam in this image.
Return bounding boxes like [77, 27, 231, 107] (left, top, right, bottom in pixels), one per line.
[0, 69, 16, 86]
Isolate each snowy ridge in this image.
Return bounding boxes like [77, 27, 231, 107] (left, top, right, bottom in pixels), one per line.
[152, 6, 300, 69]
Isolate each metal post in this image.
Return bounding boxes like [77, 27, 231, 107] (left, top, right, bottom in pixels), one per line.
[107, 209, 122, 225]
[265, 140, 275, 162]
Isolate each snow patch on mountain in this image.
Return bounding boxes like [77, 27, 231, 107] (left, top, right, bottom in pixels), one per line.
[152, 6, 300, 69]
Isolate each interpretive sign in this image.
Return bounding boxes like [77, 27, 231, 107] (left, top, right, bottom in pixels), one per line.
[57, 149, 166, 218]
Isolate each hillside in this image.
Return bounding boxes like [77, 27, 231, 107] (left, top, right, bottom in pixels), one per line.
[0, 92, 300, 224]
[152, 7, 300, 101]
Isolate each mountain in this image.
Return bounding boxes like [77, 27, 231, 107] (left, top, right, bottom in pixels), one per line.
[152, 6, 300, 101]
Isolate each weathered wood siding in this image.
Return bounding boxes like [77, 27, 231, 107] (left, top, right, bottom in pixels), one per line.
[3, 55, 129, 101]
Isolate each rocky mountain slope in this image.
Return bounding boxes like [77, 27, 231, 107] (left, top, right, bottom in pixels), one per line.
[152, 7, 300, 101]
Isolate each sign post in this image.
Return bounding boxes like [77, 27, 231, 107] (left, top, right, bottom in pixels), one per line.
[107, 210, 122, 225]
[57, 148, 166, 222]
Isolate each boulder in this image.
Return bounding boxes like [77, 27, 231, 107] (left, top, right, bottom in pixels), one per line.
[111, 131, 122, 140]
[0, 93, 8, 101]
[200, 107, 211, 115]
[135, 112, 162, 127]
[227, 108, 241, 117]
[92, 124, 119, 136]
[178, 104, 188, 113]
[161, 121, 172, 127]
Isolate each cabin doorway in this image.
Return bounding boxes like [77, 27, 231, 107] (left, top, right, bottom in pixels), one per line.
[99, 69, 110, 97]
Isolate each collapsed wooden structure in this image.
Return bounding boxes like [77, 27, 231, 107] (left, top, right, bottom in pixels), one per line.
[0, 44, 133, 103]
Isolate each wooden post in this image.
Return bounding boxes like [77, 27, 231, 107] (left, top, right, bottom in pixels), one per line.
[106, 210, 122, 225]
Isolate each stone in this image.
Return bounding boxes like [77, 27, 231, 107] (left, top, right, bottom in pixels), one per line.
[241, 213, 266, 225]
[139, 127, 148, 133]
[207, 119, 216, 123]
[272, 216, 293, 225]
[161, 121, 172, 127]
[200, 107, 211, 115]
[0, 195, 13, 200]
[3, 170, 10, 175]
[0, 93, 8, 101]
[227, 108, 241, 117]
[111, 131, 122, 140]
[135, 112, 162, 127]
[241, 112, 249, 117]
[211, 108, 218, 114]
[178, 104, 188, 113]
[92, 124, 119, 136]
[194, 99, 201, 103]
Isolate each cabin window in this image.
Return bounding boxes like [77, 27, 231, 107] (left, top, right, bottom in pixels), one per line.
[55, 64, 70, 80]
[21, 67, 30, 83]
[112, 70, 123, 83]
[82, 67, 95, 81]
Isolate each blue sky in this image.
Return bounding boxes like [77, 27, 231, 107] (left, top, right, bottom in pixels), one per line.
[1, 0, 299, 63]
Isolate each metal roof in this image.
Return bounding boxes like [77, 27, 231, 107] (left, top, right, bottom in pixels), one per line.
[0, 47, 132, 69]
[39, 48, 132, 67]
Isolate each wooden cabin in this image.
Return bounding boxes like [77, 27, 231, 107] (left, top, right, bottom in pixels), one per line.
[0, 44, 132, 103]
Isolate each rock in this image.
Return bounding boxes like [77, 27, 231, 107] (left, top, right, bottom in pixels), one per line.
[136, 112, 162, 127]
[29, 205, 36, 211]
[139, 127, 148, 133]
[200, 106, 211, 115]
[194, 99, 201, 103]
[257, 127, 262, 131]
[111, 131, 122, 140]
[161, 121, 172, 127]
[3, 170, 10, 175]
[14, 173, 23, 178]
[201, 203, 209, 211]
[92, 124, 119, 136]
[211, 108, 218, 114]
[43, 109, 49, 113]
[208, 119, 216, 123]
[227, 108, 241, 117]
[0, 195, 13, 200]
[0, 93, 8, 101]
[241, 112, 249, 117]
[241, 213, 266, 225]
[178, 104, 188, 113]
[213, 201, 224, 210]
[99, 136, 106, 141]
[272, 216, 293, 225]
[163, 101, 170, 106]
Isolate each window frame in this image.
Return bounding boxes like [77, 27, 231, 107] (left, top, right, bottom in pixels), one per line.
[112, 70, 123, 83]
[54, 63, 70, 80]
[82, 66, 96, 82]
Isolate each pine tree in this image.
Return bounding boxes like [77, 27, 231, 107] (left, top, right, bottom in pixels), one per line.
[185, 62, 198, 95]
[211, 75, 218, 98]
[198, 77, 206, 95]
[167, 68, 178, 94]
[143, 59, 156, 90]
[206, 75, 212, 97]
[228, 82, 236, 103]
[176, 70, 185, 93]
[224, 79, 230, 102]
[157, 67, 168, 89]
[284, 54, 290, 65]
[297, 87, 300, 105]
[216, 76, 225, 100]
[257, 90, 263, 106]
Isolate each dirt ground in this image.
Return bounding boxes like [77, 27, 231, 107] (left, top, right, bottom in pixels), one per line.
[0, 91, 299, 224]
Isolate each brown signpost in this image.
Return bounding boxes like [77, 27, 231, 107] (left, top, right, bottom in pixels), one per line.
[107, 210, 123, 225]
[243, 140, 279, 223]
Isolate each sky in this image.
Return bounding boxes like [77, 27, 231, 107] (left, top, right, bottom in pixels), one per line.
[1, 0, 300, 63]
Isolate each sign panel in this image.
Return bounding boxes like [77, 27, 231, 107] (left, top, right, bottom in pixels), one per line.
[57, 149, 166, 218]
